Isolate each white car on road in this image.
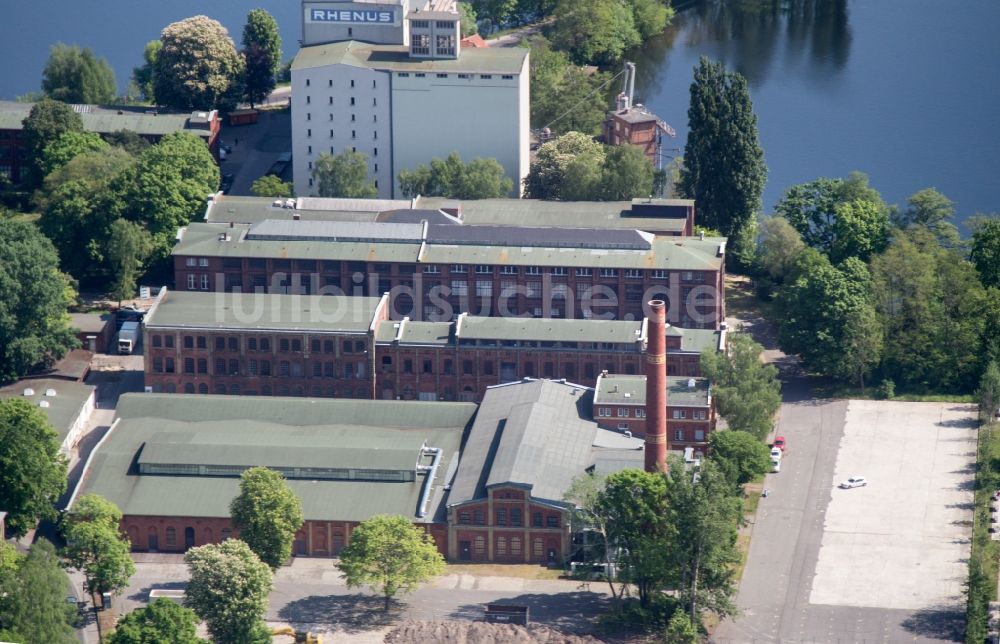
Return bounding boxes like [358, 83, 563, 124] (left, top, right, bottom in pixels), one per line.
[839, 476, 867, 489]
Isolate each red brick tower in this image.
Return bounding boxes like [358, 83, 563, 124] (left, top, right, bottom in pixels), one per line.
[644, 300, 668, 473]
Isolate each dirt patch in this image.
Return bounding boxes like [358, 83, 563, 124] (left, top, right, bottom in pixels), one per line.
[445, 563, 563, 580]
[384, 620, 604, 643]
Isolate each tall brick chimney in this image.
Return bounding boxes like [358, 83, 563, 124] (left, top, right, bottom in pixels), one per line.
[644, 300, 668, 473]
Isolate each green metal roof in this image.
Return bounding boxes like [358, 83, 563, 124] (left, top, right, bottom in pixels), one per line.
[292, 41, 527, 74]
[592, 374, 711, 407]
[0, 379, 95, 447]
[667, 327, 723, 353]
[0, 101, 210, 138]
[75, 394, 476, 522]
[145, 291, 382, 333]
[457, 316, 643, 344]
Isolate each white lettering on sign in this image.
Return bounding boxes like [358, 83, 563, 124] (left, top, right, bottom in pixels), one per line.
[308, 8, 396, 24]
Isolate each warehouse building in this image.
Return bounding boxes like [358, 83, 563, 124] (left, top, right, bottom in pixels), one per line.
[0, 379, 96, 458]
[290, 0, 529, 198]
[70, 393, 476, 556]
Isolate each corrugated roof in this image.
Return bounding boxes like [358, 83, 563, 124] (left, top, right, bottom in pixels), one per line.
[75, 394, 475, 522]
[593, 374, 711, 407]
[0, 101, 210, 138]
[70, 312, 111, 334]
[426, 224, 652, 250]
[0, 379, 94, 447]
[144, 291, 381, 333]
[458, 317, 643, 345]
[668, 327, 723, 353]
[292, 41, 527, 74]
[247, 219, 424, 243]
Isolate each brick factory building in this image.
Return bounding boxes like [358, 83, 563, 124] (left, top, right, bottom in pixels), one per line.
[171, 216, 724, 328]
[70, 394, 476, 556]
[0, 101, 220, 183]
[143, 289, 722, 409]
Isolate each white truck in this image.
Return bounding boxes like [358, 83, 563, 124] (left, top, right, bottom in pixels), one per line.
[118, 321, 140, 354]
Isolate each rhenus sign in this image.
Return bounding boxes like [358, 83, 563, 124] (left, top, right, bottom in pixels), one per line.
[308, 8, 397, 24]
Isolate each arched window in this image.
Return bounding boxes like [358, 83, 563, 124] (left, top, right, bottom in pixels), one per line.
[183, 383, 194, 394]
[198, 383, 208, 394]
[221, 528, 232, 541]
[510, 537, 521, 555]
[214, 384, 226, 394]
[473, 536, 485, 555]
[165, 527, 177, 547]
[533, 538, 544, 556]
[496, 537, 507, 555]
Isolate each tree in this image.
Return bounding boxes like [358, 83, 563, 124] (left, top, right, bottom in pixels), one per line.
[564, 472, 618, 598]
[665, 459, 741, 625]
[700, 333, 781, 440]
[458, 2, 478, 37]
[664, 609, 700, 644]
[756, 216, 806, 286]
[775, 172, 887, 261]
[473, 0, 518, 29]
[708, 430, 772, 490]
[108, 599, 206, 644]
[894, 187, 960, 247]
[20, 98, 84, 187]
[0, 539, 76, 644]
[184, 540, 273, 644]
[527, 38, 611, 135]
[251, 175, 295, 198]
[107, 219, 154, 304]
[312, 150, 377, 198]
[105, 129, 151, 155]
[153, 16, 245, 111]
[971, 217, 1000, 289]
[549, 0, 640, 66]
[337, 514, 446, 610]
[629, 0, 673, 40]
[38, 130, 108, 178]
[977, 361, 1000, 425]
[242, 9, 282, 108]
[230, 467, 304, 571]
[131, 40, 162, 103]
[595, 469, 672, 607]
[61, 494, 135, 596]
[0, 219, 79, 385]
[397, 152, 513, 199]
[679, 57, 766, 264]
[601, 144, 654, 200]
[42, 43, 117, 105]
[777, 251, 883, 388]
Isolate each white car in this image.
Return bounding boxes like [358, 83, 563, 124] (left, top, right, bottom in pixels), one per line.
[770, 447, 782, 459]
[839, 476, 867, 489]
[771, 458, 781, 473]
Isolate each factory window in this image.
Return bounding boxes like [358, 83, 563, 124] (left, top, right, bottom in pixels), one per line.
[198, 383, 208, 394]
[313, 362, 322, 377]
[280, 339, 289, 352]
[305, 79, 310, 87]
[165, 527, 176, 546]
[308, 145, 312, 154]
[436, 35, 455, 56]
[533, 539, 544, 557]
[308, 161, 312, 170]
[502, 75, 514, 79]
[476, 280, 492, 297]
[306, 96, 310, 104]
[351, 114, 355, 122]
[200, 275, 209, 290]
[450, 280, 468, 296]
[463, 360, 473, 375]
[306, 113, 311, 121]
[444, 359, 454, 374]
[525, 266, 541, 276]
[374, 147, 378, 156]
[307, 129, 311, 137]
[164, 358, 175, 373]
[165, 336, 174, 348]
[184, 335, 194, 349]
[550, 267, 566, 276]
[423, 359, 433, 374]
[511, 508, 522, 527]
[532, 512, 543, 527]
[260, 338, 270, 351]
[496, 508, 507, 526]
[652, 269, 668, 279]
[510, 537, 521, 555]
[598, 407, 610, 417]
[436, 20, 454, 28]
[600, 268, 618, 277]
[436, 73, 447, 78]
[152, 357, 162, 372]
[291, 339, 302, 352]
[350, 97, 355, 106]
[351, 130, 356, 139]
[672, 410, 687, 419]
[373, 130, 377, 139]
[186, 257, 196, 267]
[674, 430, 684, 441]
[695, 429, 705, 441]
[197, 359, 207, 374]
[152, 335, 162, 348]
[329, 97, 333, 105]
[481, 74, 492, 79]
[500, 266, 517, 275]
[617, 407, 628, 417]
[187, 274, 196, 289]
[249, 360, 258, 376]
[415, 72, 426, 78]
[423, 264, 440, 274]
[311, 339, 321, 353]
[458, 511, 470, 524]
[412, 19, 429, 28]
[496, 537, 507, 555]
[458, 73, 470, 79]
[546, 515, 560, 528]
[372, 97, 377, 106]
[374, 163, 378, 172]
[328, 80, 332, 87]
[350, 79, 355, 88]
[309, 178, 313, 187]
[398, 72, 409, 77]
[403, 359, 413, 374]
[474, 536, 484, 554]
[261, 360, 271, 376]
[625, 269, 642, 279]
[636, 408, 645, 418]
[483, 361, 494, 376]
[451, 264, 467, 274]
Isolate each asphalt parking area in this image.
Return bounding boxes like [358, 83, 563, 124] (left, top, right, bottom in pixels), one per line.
[809, 400, 978, 611]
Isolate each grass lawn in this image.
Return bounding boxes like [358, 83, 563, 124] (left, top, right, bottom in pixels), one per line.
[445, 563, 563, 580]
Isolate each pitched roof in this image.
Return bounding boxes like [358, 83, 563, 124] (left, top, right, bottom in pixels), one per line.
[0, 379, 94, 447]
[0, 101, 213, 138]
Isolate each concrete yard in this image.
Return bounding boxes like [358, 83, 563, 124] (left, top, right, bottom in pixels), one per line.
[810, 401, 977, 611]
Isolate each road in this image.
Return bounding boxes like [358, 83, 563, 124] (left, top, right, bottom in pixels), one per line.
[122, 557, 610, 637]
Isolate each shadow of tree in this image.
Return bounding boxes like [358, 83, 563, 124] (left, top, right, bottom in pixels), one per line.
[938, 417, 979, 429]
[899, 606, 965, 642]
[447, 591, 610, 633]
[277, 593, 404, 634]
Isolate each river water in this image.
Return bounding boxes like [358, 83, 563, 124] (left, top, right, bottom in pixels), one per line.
[1, 0, 998, 220]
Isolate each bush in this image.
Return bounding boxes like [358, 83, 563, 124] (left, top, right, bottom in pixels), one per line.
[596, 595, 679, 637]
[877, 379, 895, 400]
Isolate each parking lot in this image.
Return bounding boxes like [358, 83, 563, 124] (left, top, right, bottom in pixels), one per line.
[810, 400, 977, 611]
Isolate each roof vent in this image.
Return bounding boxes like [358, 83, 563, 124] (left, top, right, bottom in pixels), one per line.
[687, 378, 696, 388]
[22, 388, 35, 396]
[284, 198, 295, 209]
[39, 400, 50, 409]
[292, 213, 301, 220]
[612, 384, 619, 393]
[624, 392, 631, 398]
[44, 388, 57, 397]
[272, 199, 283, 207]
[624, 430, 632, 438]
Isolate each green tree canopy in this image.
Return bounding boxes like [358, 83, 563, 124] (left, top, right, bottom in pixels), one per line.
[108, 599, 206, 644]
[524, 132, 654, 201]
[893, 187, 960, 247]
[184, 540, 273, 644]
[0, 539, 75, 644]
[708, 430, 772, 490]
[242, 9, 282, 108]
[700, 333, 781, 440]
[775, 172, 888, 262]
[564, 472, 619, 598]
[756, 216, 806, 286]
[230, 467, 305, 570]
[548, 0, 640, 65]
[0, 219, 79, 384]
[105, 129, 151, 155]
[679, 57, 766, 264]
[971, 217, 1000, 289]
[398, 152, 513, 199]
[42, 43, 117, 105]
[131, 40, 162, 103]
[250, 175, 295, 198]
[458, 2, 478, 36]
[978, 361, 1000, 425]
[337, 514, 446, 610]
[153, 16, 245, 111]
[629, 0, 673, 40]
[107, 219, 154, 304]
[38, 130, 109, 178]
[20, 98, 84, 187]
[595, 469, 672, 607]
[61, 494, 135, 596]
[527, 37, 611, 135]
[601, 144, 654, 201]
[312, 150, 377, 198]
